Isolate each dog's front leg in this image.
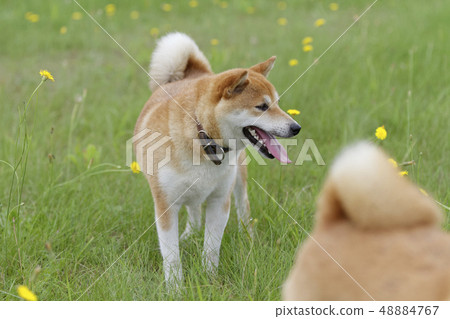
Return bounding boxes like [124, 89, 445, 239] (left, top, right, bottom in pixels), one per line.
[203, 193, 231, 274]
[155, 202, 182, 288]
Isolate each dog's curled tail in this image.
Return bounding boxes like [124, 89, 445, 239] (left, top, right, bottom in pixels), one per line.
[148, 32, 212, 92]
[316, 142, 442, 230]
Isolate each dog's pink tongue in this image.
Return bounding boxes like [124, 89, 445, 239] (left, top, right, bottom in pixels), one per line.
[253, 127, 292, 164]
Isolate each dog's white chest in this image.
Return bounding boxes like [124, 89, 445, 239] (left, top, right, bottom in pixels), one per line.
[158, 161, 237, 206]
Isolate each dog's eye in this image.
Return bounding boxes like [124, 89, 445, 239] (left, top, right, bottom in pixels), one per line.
[255, 103, 269, 111]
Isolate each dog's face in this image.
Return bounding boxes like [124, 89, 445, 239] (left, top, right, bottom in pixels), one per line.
[214, 57, 301, 163]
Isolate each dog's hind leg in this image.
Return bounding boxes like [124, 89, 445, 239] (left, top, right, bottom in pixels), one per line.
[233, 151, 252, 237]
[181, 204, 201, 241]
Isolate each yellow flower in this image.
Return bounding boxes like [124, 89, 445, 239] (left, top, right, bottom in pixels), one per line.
[72, 12, 82, 20]
[302, 36, 313, 45]
[130, 161, 140, 174]
[130, 11, 139, 20]
[388, 158, 398, 168]
[399, 170, 408, 176]
[150, 27, 159, 37]
[105, 4, 116, 17]
[60, 26, 67, 35]
[219, 1, 228, 9]
[329, 3, 339, 11]
[189, 0, 199, 8]
[161, 3, 172, 12]
[25, 12, 40, 23]
[287, 109, 301, 116]
[314, 18, 326, 27]
[375, 125, 387, 140]
[303, 45, 313, 52]
[277, 1, 287, 10]
[288, 59, 298, 66]
[40, 70, 55, 82]
[17, 285, 38, 301]
[246, 6, 255, 14]
[419, 188, 428, 196]
[30, 14, 40, 23]
[210, 38, 219, 46]
[277, 17, 287, 26]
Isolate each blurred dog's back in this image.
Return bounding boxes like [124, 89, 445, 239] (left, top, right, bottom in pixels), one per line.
[283, 142, 450, 300]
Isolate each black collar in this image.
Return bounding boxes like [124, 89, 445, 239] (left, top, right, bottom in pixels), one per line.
[196, 122, 230, 165]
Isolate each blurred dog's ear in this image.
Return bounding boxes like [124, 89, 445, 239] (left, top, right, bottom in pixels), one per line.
[250, 56, 276, 77]
[315, 179, 345, 229]
[316, 142, 442, 230]
[224, 70, 249, 97]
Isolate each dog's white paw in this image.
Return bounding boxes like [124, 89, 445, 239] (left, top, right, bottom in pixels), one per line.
[202, 253, 219, 275]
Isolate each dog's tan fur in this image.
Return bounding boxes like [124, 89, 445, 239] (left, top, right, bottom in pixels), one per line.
[283, 142, 450, 301]
[134, 33, 300, 284]
[134, 51, 288, 231]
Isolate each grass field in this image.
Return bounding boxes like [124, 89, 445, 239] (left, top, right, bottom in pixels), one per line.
[1, 0, 449, 301]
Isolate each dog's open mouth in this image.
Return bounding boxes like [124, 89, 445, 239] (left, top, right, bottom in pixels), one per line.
[243, 126, 291, 163]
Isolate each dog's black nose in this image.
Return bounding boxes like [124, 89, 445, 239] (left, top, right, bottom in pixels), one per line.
[290, 123, 301, 136]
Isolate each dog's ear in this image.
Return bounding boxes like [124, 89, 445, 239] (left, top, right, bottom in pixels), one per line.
[224, 70, 249, 97]
[250, 56, 276, 77]
[316, 142, 442, 230]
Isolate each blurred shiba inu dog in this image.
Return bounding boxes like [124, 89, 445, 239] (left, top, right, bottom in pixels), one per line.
[283, 142, 450, 300]
[135, 33, 301, 285]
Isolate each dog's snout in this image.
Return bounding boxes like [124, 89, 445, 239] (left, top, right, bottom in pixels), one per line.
[290, 123, 301, 136]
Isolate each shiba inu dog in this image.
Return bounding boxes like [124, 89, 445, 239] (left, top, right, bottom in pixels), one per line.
[134, 32, 301, 286]
[283, 142, 450, 300]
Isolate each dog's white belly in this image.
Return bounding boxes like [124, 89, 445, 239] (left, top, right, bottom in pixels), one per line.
[158, 161, 237, 207]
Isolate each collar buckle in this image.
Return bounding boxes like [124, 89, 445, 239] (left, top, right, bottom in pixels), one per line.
[196, 121, 230, 165]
